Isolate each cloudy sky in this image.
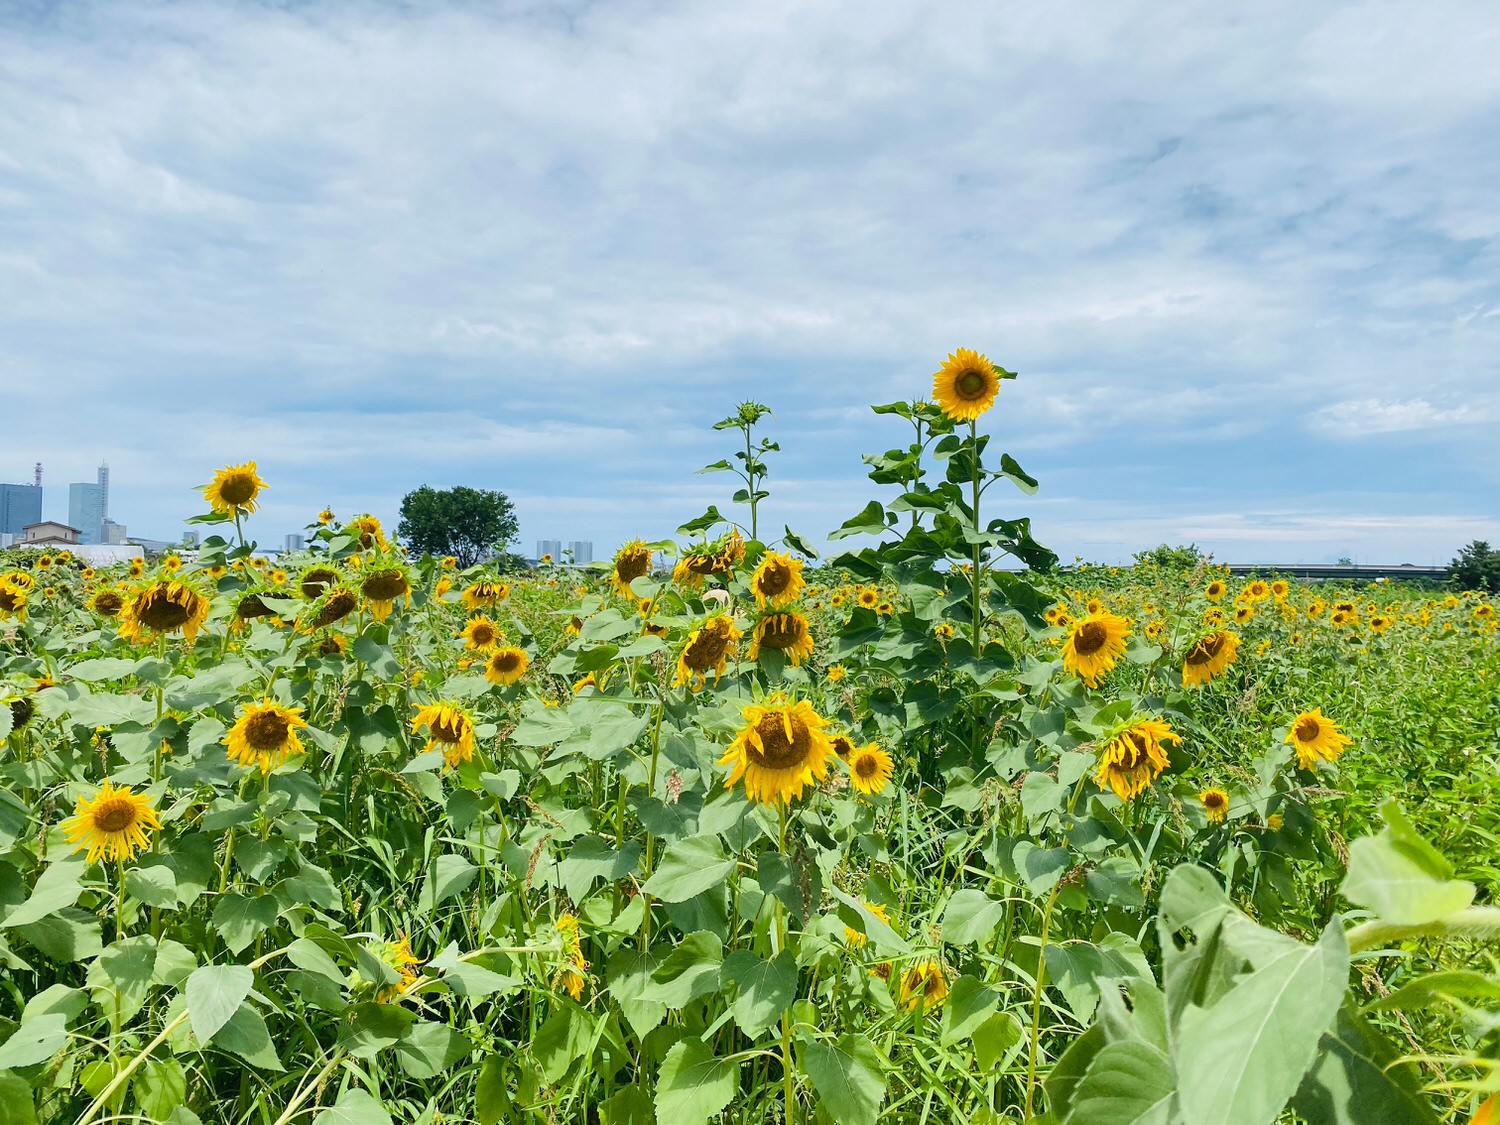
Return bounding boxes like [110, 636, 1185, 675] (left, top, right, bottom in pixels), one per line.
[3, 1, 1497, 564]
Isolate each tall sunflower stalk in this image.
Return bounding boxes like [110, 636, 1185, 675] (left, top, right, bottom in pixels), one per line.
[703, 401, 776, 542]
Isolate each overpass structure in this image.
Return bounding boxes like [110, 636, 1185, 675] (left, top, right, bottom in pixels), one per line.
[1219, 563, 1447, 582]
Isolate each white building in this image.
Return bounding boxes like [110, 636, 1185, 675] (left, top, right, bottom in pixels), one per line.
[284, 533, 305, 553]
[19, 521, 81, 546]
[536, 538, 562, 561]
[568, 540, 594, 565]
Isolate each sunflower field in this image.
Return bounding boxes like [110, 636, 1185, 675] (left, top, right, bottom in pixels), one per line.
[1, 353, 1499, 1125]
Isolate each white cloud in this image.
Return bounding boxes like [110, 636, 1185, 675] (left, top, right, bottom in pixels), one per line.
[1311, 397, 1498, 437]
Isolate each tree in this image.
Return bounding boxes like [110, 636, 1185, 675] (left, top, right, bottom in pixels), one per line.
[396, 485, 518, 568]
[1449, 540, 1500, 592]
[1131, 542, 1209, 569]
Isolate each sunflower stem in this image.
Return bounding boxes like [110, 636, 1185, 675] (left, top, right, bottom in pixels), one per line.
[1023, 883, 1061, 1121]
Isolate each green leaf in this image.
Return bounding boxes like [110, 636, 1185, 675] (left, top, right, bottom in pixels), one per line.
[186, 964, 254, 1046]
[125, 864, 179, 909]
[212, 894, 277, 955]
[655, 1039, 738, 1125]
[828, 501, 889, 541]
[211, 1003, 283, 1070]
[1342, 803, 1474, 925]
[418, 854, 477, 914]
[640, 836, 734, 903]
[559, 837, 642, 904]
[782, 526, 819, 559]
[1044, 936, 1153, 1024]
[1175, 920, 1348, 1125]
[0, 1071, 38, 1125]
[941, 889, 1004, 945]
[134, 1058, 187, 1121]
[0, 1013, 67, 1068]
[395, 1021, 470, 1080]
[312, 1089, 394, 1125]
[721, 949, 797, 1038]
[799, 1035, 887, 1125]
[3, 856, 85, 929]
[641, 931, 723, 1007]
[474, 1054, 512, 1125]
[1292, 1005, 1439, 1125]
[1066, 1040, 1175, 1125]
[940, 975, 1001, 1047]
[1365, 970, 1500, 1012]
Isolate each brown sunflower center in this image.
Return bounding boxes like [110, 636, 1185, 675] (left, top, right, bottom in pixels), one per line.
[470, 623, 496, 646]
[1072, 621, 1108, 656]
[616, 550, 650, 584]
[1186, 635, 1222, 666]
[854, 753, 880, 779]
[301, 568, 338, 599]
[1115, 732, 1149, 769]
[237, 594, 272, 620]
[94, 592, 124, 615]
[683, 628, 730, 671]
[1294, 716, 1322, 743]
[362, 571, 409, 600]
[490, 651, 522, 674]
[94, 799, 138, 834]
[218, 473, 258, 505]
[1204, 791, 1227, 810]
[136, 587, 193, 630]
[830, 735, 854, 761]
[759, 617, 805, 650]
[757, 561, 791, 597]
[430, 716, 467, 744]
[8, 697, 33, 729]
[314, 589, 357, 627]
[244, 709, 292, 750]
[0, 590, 25, 612]
[954, 369, 987, 398]
[748, 713, 812, 770]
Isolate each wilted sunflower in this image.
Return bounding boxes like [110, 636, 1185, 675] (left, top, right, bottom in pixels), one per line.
[226, 700, 308, 772]
[932, 348, 1000, 423]
[1474, 604, 1495, 621]
[750, 551, 806, 609]
[484, 647, 529, 686]
[315, 634, 347, 657]
[83, 588, 124, 617]
[1200, 788, 1229, 823]
[232, 591, 277, 630]
[348, 515, 388, 551]
[460, 615, 502, 652]
[848, 744, 895, 795]
[119, 580, 211, 644]
[554, 914, 589, 1001]
[62, 779, 162, 864]
[411, 703, 476, 768]
[673, 615, 742, 691]
[1285, 709, 1352, 770]
[317, 508, 335, 525]
[361, 567, 411, 621]
[749, 612, 815, 666]
[612, 540, 653, 596]
[899, 962, 950, 1012]
[718, 696, 835, 805]
[844, 901, 891, 948]
[203, 462, 268, 516]
[0, 581, 30, 622]
[308, 585, 358, 629]
[1061, 611, 1130, 687]
[462, 580, 509, 610]
[2, 570, 34, 590]
[1204, 580, 1226, 601]
[5, 693, 34, 732]
[1182, 630, 1239, 687]
[829, 733, 857, 762]
[1095, 719, 1180, 801]
[298, 566, 339, 600]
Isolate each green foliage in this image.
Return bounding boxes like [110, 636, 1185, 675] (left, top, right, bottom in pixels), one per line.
[1130, 542, 1210, 569]
[1449, 539, 1500, 592]
[395, 484, 519, 567]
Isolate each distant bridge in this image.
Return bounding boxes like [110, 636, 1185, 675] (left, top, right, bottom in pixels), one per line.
[1218, 563, 1447, 582]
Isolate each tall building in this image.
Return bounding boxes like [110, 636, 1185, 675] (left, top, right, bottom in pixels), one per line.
[68, 483, 105, 544]
[568, 540, 594, 565]
[101, 519, 128, 544]
[536, 538, 562, 561]
[284, 533, 305, 553]
[0, 483, 43, 539]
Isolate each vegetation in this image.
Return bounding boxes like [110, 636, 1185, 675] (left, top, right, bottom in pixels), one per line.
[0, 351, 1497, 1125]
[1450, 540, 1500, 593]
[395, 485, 519, 568]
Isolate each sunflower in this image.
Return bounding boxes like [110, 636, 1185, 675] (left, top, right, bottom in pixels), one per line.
[1204, 580, 1226, 601]
[844, 901, 891, 948]
[203, 462, 268, 516]
[80, 567, 96, 580]
[717, 696, 835, 805]
[298, 566, 339, 600]
[411, 703, 476, 768]
[899, 962, 950, 1012]
[934, 623, 955, 639]
[1061, 611, 1130, 687]
[1368, 615, 1393, 634]
[573, 674, 597, 695]
[5, 693, 34, 731]
[119, 580, 211, 644]
[875, 600, 894, 616]
[1270, 580, 1290, 599]
[1330, 609, 1354, 627]
[226, 700, 308, 773]
[857, 587, 879, 610]
[161, 555, 182, 573]
[361, 567, 411, 621]
[348, 515, 387, 551]
[3, 570, 35, 590]
[1182, 630, 1239, 688]
[1144, 619, 1164, 640]
[1333, 600, 1357, 616]
[1285, 709, 1352, 770]
[267, 569, 286, 586]
[434, 577, 453, 599]
[372, 934, 422, 1002]
[827, 664, 847, 683]
[61, 780, 162, 864]
[932, 348, 1000, 423]
[484, 647, 529, 687]
[748, 612, 815, 666]
[1200, 788, 1229, 824]
[750, 552, 806, 610]
[309, 586, 358, 629]
[1243, 579, 1270, 602]
[1234, 605, 1255, 624]
[317, 508, 335, 525]
[829, 733, 857, 762]
[673, 615, 742, 691]
[1094, 719, 1179, 801]
[0, 581, 30, 622]
[233, 591, 277, 630]
[440, 556, 457, 570]
[612, 540, 653, 596]
[555, 914, 589, 1001]
[1475, 604, 1495, 621]
[460, 615, 502, 652]
[35, 555, 53, 570]
[315, 634, 347, 657]
[462, 581, 509, 610]
[848, 744, 895, 795]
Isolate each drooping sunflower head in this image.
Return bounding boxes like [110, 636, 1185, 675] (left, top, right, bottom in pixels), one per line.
[226, 699, 308, 773]
[932, 348, 1001, 423]
[360, 566, 411, 621]
[3, 570, 35, 591]
[203, 462, 268, 516]
[1200, 787, 1230, 823]
[1094, 718, 1180, 802]
[309, 585, 359, 629]
[0, 580, 29, 621]
[672, 614, 743, 691]
[750, 551, 806, 610]
[348, 515, 388, 551]
[61, 779, 163, 865]
[298, 566, 340, 600]
[484, 646, 530, 687]
[1061, 611, 1130, 687]
[370, 933, 422, 1003]
[899, 961, 950, 1013]
[748, 612, 815, 666]
[5, 693, 35, 732]
[829, 733, 857, 762]
[233, 591, 277, 630]
[1284, 708, 1352, 771]
[462, 580, 509, 610]
[460, 615, 502, 652]
[1182, 630, 1239, 688]
[411, 702, 476, 768]
[612, 540, 653, 596]
[848, 744, 895, 795]
[717, 696, 835, 805]
[119, 580, 211, 644]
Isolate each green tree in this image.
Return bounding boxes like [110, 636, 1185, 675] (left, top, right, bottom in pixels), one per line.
[1448, 539, 1500, 592]
[1131, 542, 1209, 569]
[396, 485, 518, 568]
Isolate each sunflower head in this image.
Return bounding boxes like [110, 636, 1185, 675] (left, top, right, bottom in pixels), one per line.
[411, 702, 477, 768]
[1204, 580, 1226, 601]
[899, 962, 950, 1013]
[1284, 708, 1352, 771]
[848, 744, 895, 795]
[203, 462, 268, 516]
[612, 540, 653, 596]
[484, 646, 530, 687]
[1182, 630, 1239, 688]
[748, 612, 815, 666]
[119, 580, 211, 644]
[1200, 787, 1230, 823]
[348, 515, 388, 551]
[1095, 718, 1180, 802]
[462, 580, 509, 610]
[827, 663, 847, 683]
[717, 696, 835, 805]
[843, 901, 891, 948]
[750, 551, 806, 610]
[1061, 611, 1131, 687]
[309, 585, 359, 629]
[61, 779, 163, 864]
[317, 508, 336, 525]
[461, 615, 502, 652]
[226, 699, 308, 773]
[360, 565, 411, 621]
[0, 580, 29, 622]
[673, 615, 743, 691]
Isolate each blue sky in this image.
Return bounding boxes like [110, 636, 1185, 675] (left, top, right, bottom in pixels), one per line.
[2, 1, 1497, 564]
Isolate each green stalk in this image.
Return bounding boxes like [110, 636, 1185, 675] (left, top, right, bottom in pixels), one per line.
[1023, 884, 1061, 1121]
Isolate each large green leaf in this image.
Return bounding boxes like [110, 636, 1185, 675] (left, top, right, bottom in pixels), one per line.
[186, 964, 254, 1045]
[211, 1003, 283, 1071]
[655, 1039, 738, 1125]
[1342, 803, 1474, 925]
[722, 949, 797, 1038]
[640, 836, 734, 903]
[2, 856, 85, 929]
[941, 889, 1004, 945]
[1066, 1040, 1175, 1125]
[417, 854, 477, 914]
[800, 1035, 887, 1125]
[640, 931, 723, 1007]
[1292, 1005, 1439, 1125]
[312, 1089, 394, 1125]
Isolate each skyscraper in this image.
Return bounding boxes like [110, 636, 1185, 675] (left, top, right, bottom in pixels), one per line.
[0, 483, 43, 538]
[568, 540, 594, 565]
[536, 538, 562, 561]
[66, 462, 110, 544]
